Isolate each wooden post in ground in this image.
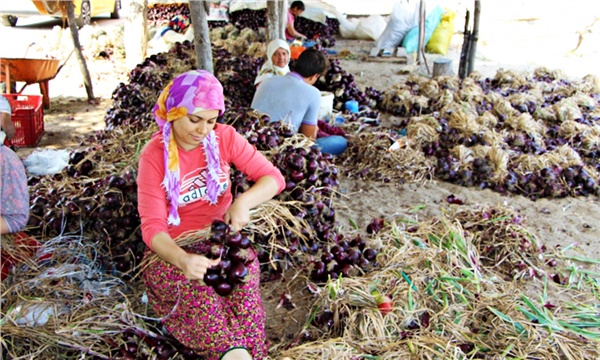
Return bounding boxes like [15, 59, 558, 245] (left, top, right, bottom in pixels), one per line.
[467, 0, 481, 76]
[190, 1, 213, 73]
[416, 0, 426, 65]
[458, 9, 471, 79]
[64, 1, 94, 101]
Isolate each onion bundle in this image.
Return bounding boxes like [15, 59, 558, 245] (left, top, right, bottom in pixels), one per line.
[316, 58, 383, 117]
[308, 234, 378, 283]
[181, 220, 254, 297]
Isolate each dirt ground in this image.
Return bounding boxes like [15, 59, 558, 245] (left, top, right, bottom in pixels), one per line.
[6, 3, 600, 352]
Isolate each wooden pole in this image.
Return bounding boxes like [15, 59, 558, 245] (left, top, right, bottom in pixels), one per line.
[189, 1, 213, 73]
[458, 9, 471, 79]
[64, 1, 94, 101]
[266, 1, 280, 43]
[416, 0, 426, 65]
[467, 0, 481, 76]
[124, 0, 148, 70]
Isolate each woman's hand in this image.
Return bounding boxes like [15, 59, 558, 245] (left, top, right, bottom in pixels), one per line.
[224, 199, 251, 231]
[178, 252, 221, 281]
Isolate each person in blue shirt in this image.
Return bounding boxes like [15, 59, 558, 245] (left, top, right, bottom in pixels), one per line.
[251, 48, 347, 155]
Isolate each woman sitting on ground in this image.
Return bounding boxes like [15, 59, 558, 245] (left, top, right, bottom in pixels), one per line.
[254, 39, 291, 87]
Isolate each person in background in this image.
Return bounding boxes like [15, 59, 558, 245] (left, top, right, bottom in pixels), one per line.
[1, 95, 29, 234]
[251, 48, 347, 155]
[159, 14, 190, 38]
[148, 14, 193, 55]
[137, 70, 285, 360]
[254, 39, 291, 86]
[285, 1, 307, 41]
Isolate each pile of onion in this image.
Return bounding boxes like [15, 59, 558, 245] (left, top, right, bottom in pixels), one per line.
[294, 17, 340, 48]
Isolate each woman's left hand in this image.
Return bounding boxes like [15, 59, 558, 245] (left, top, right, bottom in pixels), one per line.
[224, 199, 250, 231]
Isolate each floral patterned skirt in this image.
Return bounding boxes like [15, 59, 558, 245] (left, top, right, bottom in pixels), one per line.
[143, 249, 268, 359]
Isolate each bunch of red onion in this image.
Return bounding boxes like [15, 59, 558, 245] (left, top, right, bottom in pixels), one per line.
[214, 48, 264, 110]
[309, 234, 378, 283]
[316, 58, 382, 118]
[184, 220, 254, 297]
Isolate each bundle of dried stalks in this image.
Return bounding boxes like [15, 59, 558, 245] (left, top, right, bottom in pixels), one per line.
[553, 98, 584, 122]
[494, 68, 531, 89]
[477, 111, 498, 128]
[458, 82, 484, 103]
[342, 132, 435, 183]
[406, 116, 440, 146]
[448, 108, 481, 137]
[505, 112, 547, 139]
[418, 79, 439, 99]
[559, 120, 589, 139]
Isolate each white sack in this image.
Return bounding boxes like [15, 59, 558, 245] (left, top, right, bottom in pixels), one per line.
[354, 15, 387, 41]
[374, 0, 420, 49]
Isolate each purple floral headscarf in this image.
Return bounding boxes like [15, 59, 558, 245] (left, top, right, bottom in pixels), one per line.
[152, 70, 225, 226]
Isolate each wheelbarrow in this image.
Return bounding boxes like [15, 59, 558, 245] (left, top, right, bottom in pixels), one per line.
[0, 51, 72, 109]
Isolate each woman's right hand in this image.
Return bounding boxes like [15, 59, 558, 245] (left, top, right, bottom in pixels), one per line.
[178, 252, 221, 281]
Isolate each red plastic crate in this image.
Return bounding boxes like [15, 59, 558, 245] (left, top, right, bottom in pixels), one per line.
[3, 94, 44, 147]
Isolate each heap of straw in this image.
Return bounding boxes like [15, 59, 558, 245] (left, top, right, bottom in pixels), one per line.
[271, 203, 600, 359]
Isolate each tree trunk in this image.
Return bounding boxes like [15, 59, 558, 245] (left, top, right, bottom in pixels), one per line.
[125, 0, 148, 70]
[266, 1, 279, 43]
[64, 1, 94, 100]
[267, 0, 287, 43]
[189, 0, 213, 72]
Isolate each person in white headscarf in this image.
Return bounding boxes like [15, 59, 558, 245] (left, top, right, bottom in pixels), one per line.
[254, 39, 291, 86]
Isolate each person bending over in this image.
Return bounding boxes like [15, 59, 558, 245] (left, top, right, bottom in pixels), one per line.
[137, 70, 285, 360]
[251, 48, 347, 155]
[285, 1, 307, 41]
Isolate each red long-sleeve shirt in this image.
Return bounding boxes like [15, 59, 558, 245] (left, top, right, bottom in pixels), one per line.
[137, 123, 285, 249]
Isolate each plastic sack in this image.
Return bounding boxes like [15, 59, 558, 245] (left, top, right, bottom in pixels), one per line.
[23, 149, 70, 176]
[374, 0, 420, 49]
[335, 10, 358, 38]
[401, 5, 444, 53]
[354, 15, 387, 41]
[426, 9, 456, 55]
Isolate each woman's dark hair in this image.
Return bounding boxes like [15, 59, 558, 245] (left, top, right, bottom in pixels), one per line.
[290, 1, 305, 11]
[293, 48, 329, 78]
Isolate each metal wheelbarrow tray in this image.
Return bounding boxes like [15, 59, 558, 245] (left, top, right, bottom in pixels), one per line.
[0, 55, 70, 109]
